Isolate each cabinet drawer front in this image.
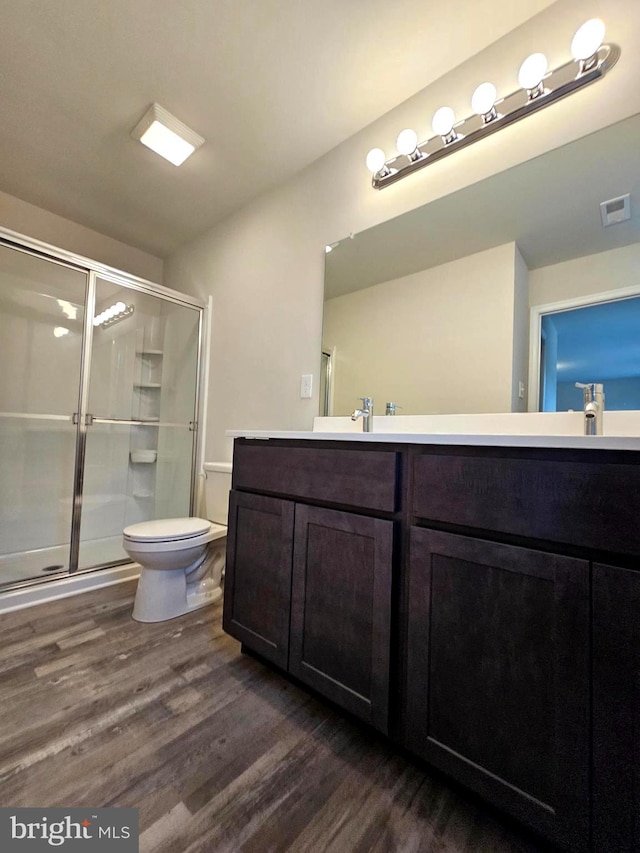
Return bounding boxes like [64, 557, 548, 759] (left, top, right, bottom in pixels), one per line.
[234, 442, 398, 512]
[412, 451, 640, 554]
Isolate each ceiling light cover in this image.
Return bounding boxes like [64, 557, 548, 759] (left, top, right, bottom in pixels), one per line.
[131, 103, 204, 166]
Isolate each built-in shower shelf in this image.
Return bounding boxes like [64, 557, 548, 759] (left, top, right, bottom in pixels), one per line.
[134, 383, 161, 389]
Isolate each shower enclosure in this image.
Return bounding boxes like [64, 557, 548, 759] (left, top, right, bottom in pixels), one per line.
[0, 230, 205, 590]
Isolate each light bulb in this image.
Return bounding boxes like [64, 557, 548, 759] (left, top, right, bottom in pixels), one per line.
[396, 128, 418, 157]
[365, 148, 387, 173]
[571, 19, 605, 61]
[471, 82, 497, 116]
[115, 301, 126, 313]
[431, 107, 456, 138]
[518, 53, 548, 90]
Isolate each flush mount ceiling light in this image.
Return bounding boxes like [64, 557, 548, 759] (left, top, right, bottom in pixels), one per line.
[131, 103, 204, 166]
[366, 19, 618, 189]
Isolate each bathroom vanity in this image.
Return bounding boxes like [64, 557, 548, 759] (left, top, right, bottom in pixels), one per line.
[223, 430, 640, 853]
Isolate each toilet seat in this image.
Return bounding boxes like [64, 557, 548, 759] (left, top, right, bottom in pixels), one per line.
[124, 517, 211, 543]
[123, 518, 227, 554]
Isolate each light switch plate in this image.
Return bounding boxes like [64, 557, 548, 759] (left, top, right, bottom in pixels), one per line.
[300, 374, 313, 398]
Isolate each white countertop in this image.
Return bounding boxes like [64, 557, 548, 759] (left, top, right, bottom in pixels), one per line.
[226, 429, 640, 451]
[227, 412, 640, 450]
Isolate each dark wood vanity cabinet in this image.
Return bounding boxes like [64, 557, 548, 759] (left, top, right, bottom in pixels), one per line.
[224, 490, 294, 670]
[225, 437, 640, 852]
[224, 440, 398, 731]
[290, 504, 393, 731]
[592, 563, 640, 853]
[405, 528, 590, 849]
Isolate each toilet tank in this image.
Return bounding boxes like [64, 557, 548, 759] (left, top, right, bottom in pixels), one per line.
[203, 462, 232, 525]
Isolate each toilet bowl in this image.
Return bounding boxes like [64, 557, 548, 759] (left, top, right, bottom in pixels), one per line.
[124, 462, 232, 623]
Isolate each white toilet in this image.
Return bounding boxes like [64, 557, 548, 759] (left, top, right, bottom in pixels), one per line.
[123, 462, 232, 623]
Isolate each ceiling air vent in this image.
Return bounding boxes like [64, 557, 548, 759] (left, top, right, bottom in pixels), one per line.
[600, 193, 631, 227]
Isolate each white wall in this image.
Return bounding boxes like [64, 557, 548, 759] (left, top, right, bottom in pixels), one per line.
[164, 0, 640, 461]
[529, 241, 640, 308]
[323, 244, 519, 415]
[0, 189, 163, 283]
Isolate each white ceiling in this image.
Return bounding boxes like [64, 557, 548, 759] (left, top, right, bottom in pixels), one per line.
[0, 0, 554, 258]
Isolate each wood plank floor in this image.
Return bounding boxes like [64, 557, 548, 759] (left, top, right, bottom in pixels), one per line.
[0, 581, 549, 852]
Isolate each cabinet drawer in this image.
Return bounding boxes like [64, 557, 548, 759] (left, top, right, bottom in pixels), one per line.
[233, 442, 398, 512]
[412, 451, 640, 554]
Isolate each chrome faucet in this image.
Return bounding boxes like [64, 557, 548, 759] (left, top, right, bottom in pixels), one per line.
[351, 396, 374, 432]
[575, 382, 604, 435]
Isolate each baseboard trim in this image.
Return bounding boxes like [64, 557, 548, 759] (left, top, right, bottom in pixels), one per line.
[0, 564, 141, 614]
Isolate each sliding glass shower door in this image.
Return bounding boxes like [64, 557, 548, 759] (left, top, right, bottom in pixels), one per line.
[78, 276, 201, 570]
[0, 236, 204, 588]
[0, 243, 88, 584]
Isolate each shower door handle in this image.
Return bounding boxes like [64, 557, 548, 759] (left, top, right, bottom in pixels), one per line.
[72, 412, 94, 426]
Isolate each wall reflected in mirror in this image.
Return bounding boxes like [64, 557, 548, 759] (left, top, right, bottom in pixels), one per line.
[323, 113, 640, 416]
[539, 294, 640, 412]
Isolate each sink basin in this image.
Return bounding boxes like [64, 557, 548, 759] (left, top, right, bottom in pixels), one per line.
[313, 411, 640, 437]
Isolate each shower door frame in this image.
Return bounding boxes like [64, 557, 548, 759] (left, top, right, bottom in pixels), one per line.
[0, 226, 207, 589]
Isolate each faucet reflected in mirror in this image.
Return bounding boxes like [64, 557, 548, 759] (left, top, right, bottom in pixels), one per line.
[322, 113, 640, 418]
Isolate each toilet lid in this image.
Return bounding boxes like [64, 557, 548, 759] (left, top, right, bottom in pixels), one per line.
[123, 517, 211, 542]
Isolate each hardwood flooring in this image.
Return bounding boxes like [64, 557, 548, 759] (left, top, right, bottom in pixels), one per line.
[0, 581, 549, 852]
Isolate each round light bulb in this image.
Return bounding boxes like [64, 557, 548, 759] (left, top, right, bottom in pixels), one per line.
[396, 128, 418, 156]
[571, 19, 605, 61]
[431, 107, 456, 137]
[471, 82, 497, 116]
[365, 148, 387, 173]
[115, 301, 126, 313]
[518, 53, 548, 90]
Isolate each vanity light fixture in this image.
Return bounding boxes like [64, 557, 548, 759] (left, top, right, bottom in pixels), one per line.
[471, 82, 499, 123]
[366, 18, 617, 189]
[93, 302, 135, 329]
[131, 103, 204, 167]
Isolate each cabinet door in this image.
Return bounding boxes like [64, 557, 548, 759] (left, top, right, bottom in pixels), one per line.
[289, 505, 393, 732]
[405, 528, 589, 851]
[223, 491, 294, 669]
[592, 563, 640, 853]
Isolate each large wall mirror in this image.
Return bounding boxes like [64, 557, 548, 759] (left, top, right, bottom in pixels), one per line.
[323, 113, 640, 416]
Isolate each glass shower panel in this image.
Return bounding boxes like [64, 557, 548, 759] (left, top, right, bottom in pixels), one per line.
[78, 278, 200, 570]
[0, 243, 87, 585]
